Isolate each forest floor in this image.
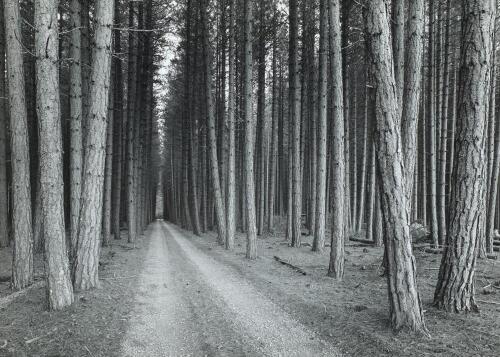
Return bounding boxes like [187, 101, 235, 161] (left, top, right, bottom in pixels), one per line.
[0, 221, 499, 356]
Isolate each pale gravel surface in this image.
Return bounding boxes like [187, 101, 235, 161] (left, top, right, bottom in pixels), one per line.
[121, 221, 341, 357]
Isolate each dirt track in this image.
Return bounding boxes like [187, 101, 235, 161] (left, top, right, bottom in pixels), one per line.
[121, 221, 340, 356]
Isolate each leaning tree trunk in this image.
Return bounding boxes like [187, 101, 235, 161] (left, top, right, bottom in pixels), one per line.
[434, 0, 496, 313]
[312, 0, 328, 253]
[5, 0, 34, 290]
[0, 1, 8, 249]
[364, 0, 428, 334]
[243, 0, 257, 259]
[69, 0, 83, 262]
[34, 0, 74, 309]
[73, 0, 115, 291]
[327, 0, 345, 279]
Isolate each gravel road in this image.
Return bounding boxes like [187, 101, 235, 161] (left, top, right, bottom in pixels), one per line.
[121, 221, 341, 357]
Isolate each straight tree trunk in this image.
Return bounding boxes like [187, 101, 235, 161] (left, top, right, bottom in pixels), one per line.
[243, 0, 257, 259]
[327, 0, 345, 279]
[427, 0, 439, 247]
[102, 84, 114, 247]
[312, 0, 328, 252]
[5, 0, 34, 289]
[111, 0, 124, 240]
[34, 0, 74, 309]
[289, 0, 302, 248]
[364, 0, 428, 334]
[126, 3, 138, 243]
[69, 0, 83, 261]
[401, 0, 424, 204]
[202, 0, 226, 245]
[392, 0, 405, 110]
[225, 0, 236, 249]
[73, 0, 115, 290]
[268, 22, 279, 234]
[0, 1, 8, 248]
[434, 0, 496, 313]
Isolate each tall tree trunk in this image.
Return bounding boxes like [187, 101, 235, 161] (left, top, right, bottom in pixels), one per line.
[312, 0, 328, 252]
[243, 0, 257, 259]
[126, 3, 138, 243]
[364, 0, 428, 334]
[102, 84, 114, 247]
[392, 0, 405, 110]
[434, 0, 496, 313]
[225, 0, 236, 249]
[401, 0, 424, 204]
[289, 0, 302, 247]
[202, 0, 226, 245]
[69, 0, 83, 261]
[112, 0, 123, 240]
[34, 0, 74, 309]
[268, 19, 279, 234]
[0, 1, 8, 249]
[427, 0, 439, 247]
[5, 0, 34, 289]
[437, 0, 452, 247]
[327, 0, 345, 279]
[73, 0, 115, 291]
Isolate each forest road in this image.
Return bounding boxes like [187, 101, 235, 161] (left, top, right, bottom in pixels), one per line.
[120, 221, 341, 357]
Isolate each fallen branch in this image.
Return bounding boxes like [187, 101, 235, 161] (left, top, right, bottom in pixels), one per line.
[273, 256, 307, 276]
[476, 299, 500, 306]
[349, 237, 375, 245]
[100, 275, 138, 280]
[0, 281, 44, 309]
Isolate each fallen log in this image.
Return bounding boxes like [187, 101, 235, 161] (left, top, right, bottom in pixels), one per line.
[349, 237, 375, 245]
[273, 256, 307, 276]
[0, 281, 44, 309]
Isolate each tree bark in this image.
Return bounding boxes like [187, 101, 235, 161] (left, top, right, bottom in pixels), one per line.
[243, 0, 257, 259]
[327, 0, 345, 279]
[364, 0, 427, 334]
[226, 0, 236, 249]
[289, 0, 302, 248]
[69, 0, 83, 262]
[202, 0, 226, 245]
[73, 0, 115, 291]
[312, 0, 328, 252]
[35, 0, 74, 309]
[434, 0, 496, 313]
[6, 0, 34, 289]
[0, 1, 8, 249]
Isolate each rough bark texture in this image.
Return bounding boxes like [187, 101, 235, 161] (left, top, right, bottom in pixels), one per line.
[35, 0, 74, 309]
[226, 0, 236, 250]
[434, 0, 495, 313]
[0, 1, 8, 249]
[312, 0, 328, 253]
[401, 0, 424, 204]
[73, 0, 115, 291]
[126, 3, 138, 243]
[5, 0, 34, 290]
[364, 0, 427, 334]
[327, 0, 345, 279]
[202, 0, 226, 246]
[289, 0, 302, 248]
[391, 0, 405, 110]
[243, 0, 257, 259]
[69, 0, 83, 262]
